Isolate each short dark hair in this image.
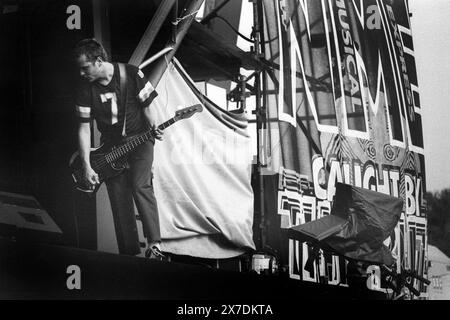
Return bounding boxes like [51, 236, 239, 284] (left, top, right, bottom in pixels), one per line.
[73, 38, 108, 63]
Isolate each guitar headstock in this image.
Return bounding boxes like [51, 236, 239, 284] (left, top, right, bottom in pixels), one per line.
[175, 104, 203, 120]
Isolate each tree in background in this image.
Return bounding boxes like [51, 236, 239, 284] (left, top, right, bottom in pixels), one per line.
[425, 189, 450, 257]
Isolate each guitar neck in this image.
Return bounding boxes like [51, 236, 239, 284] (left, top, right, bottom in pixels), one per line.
[106, 117, 178, 162]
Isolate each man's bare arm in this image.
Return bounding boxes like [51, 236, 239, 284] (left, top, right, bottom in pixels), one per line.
[78, 122, 100, 187]
[143, 105, 163, 141]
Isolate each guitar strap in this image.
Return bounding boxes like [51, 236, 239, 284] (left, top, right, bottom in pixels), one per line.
[118, 63, 128, 137]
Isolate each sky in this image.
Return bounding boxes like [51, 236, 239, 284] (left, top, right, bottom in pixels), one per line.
[409, 0, 450, 192]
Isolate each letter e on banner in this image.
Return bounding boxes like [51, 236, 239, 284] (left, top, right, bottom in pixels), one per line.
[66, 265, 81, 290]
[66, 5, 81, 30]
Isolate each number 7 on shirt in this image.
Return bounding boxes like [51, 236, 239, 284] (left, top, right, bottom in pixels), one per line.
[100, 92, 118, 125]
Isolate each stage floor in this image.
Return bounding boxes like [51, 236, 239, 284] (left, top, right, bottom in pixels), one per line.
[0, 238, 385, 300]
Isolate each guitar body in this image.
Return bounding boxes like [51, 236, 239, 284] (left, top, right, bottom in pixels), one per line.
[69, 144, 128, 193]
[69, 104, 203, 193]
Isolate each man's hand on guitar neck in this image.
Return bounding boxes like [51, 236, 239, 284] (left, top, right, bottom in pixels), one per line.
[83, 164, 100, 190]
[151, 124, 164, 141]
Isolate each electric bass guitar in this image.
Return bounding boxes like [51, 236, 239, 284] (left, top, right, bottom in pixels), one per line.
[69, 104, 203, 193]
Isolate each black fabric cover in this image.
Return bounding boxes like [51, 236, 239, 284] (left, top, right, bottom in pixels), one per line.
[324, 183, 403, 265]
[288, 215, 348, 242]
[288, 183, 403, 266]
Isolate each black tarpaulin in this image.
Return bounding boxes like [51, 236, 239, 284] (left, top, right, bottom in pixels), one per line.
[326, 183, 403, 265]
[288, 214, 347, 243]
[289, 183, 403, 266]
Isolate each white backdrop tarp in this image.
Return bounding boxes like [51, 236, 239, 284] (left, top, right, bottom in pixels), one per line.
[150, 60, 255, 258]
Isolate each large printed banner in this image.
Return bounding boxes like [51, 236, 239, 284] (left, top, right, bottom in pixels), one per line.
[262, 0, 426, 292]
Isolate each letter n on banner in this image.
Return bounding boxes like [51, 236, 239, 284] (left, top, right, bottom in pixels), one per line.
[276, 1, 338, 134]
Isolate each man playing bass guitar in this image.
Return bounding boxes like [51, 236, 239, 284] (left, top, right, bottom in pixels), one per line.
[73, 38, 164, 260]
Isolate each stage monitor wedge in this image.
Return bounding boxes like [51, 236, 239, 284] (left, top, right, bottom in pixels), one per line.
[0, 191, 62, 242]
